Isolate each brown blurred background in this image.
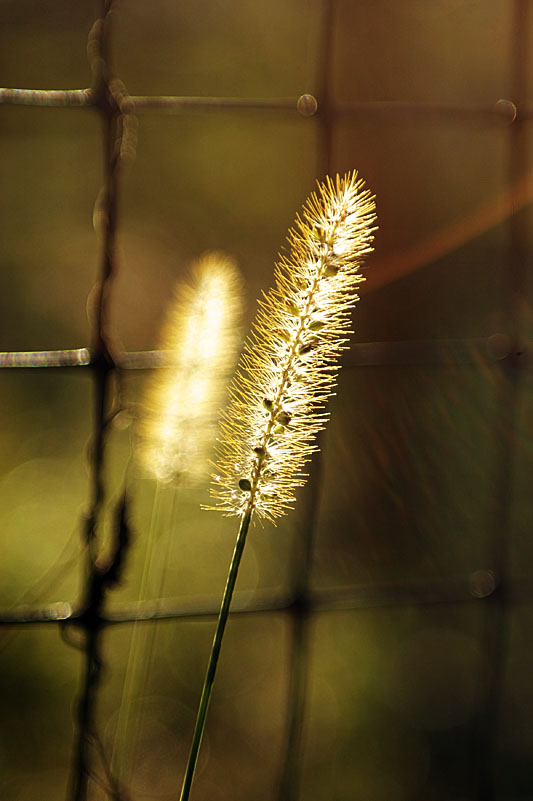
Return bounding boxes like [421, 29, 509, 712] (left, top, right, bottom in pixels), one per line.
[1, 1, 532, 800]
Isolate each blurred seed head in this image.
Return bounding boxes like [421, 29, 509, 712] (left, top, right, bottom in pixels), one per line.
[137, 252, 243, 485]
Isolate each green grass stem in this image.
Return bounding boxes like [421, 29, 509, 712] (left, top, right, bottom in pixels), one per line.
[111, 483, 177, 785]
[179, 506, 253, 801]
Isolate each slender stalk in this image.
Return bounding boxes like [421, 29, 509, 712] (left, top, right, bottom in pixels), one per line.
[128, 487, 178, 771]
[179, 506, 253, 801]
[111, 481, 170, 784]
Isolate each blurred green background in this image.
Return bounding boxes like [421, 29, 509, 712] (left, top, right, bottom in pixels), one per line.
[1, 1, 532, 799]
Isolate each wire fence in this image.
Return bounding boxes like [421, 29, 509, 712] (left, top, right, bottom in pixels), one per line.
[0, 1, 531, 800]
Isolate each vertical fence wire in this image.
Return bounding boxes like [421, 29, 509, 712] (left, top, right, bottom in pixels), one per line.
[473, 3, 530, 799]
[277, 2, 336, 799]
[69, 4, 125, 799]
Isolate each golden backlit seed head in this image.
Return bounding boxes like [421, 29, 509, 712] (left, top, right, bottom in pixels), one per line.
[209, 172, 377, 520]
[137, 252, 242, 485]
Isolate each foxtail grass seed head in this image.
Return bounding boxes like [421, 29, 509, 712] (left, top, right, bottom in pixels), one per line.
[137, 252, 242, 485]
[209, 172, 377, 521]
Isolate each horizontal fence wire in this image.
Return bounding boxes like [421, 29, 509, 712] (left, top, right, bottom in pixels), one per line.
[0, 569, 506, 627]
[1, 1, 531, 800]
[2, 86, 533, 121]
[0, 337, 531, 370]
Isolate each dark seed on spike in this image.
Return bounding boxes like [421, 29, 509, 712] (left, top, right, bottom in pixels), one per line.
[239, 478, 252, 492]
[276, 411, 292, 426]
[312, 225, 327, 243]
[308, 319, 325, 331]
